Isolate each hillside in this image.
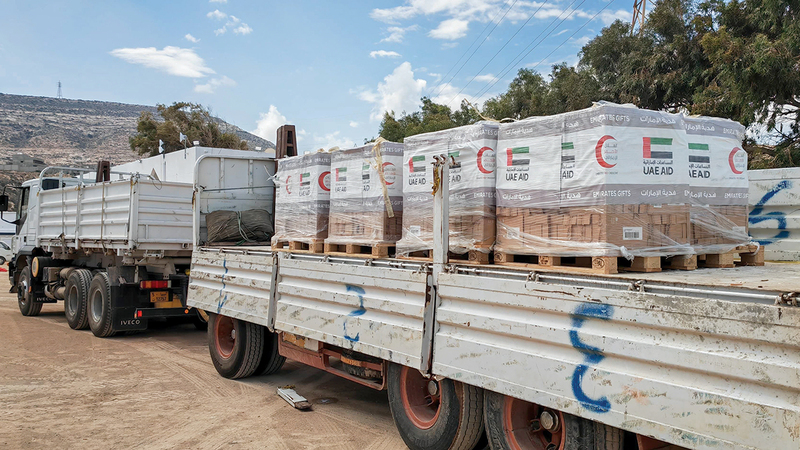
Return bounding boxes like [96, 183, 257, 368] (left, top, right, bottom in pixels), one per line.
[0, 93, 273, 169]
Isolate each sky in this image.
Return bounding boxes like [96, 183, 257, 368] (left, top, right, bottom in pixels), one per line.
[0, 0, 632, 152]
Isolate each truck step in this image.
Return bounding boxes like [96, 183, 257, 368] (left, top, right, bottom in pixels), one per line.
[272, 240, 325, 254]
[324, 241, 395, 258]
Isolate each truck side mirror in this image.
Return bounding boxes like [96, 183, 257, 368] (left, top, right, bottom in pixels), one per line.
[0, 194, 8, 212]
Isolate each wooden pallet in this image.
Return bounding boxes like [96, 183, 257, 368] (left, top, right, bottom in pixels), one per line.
[494, 252, 704, 275]
[697, 244, 765, 269]
[324, 241, 395, 258]
[272, 239, 325, 254]
[397, 248, 492, 265]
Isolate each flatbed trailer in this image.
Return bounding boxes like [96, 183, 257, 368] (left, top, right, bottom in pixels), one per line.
[188, 154, 800, 450]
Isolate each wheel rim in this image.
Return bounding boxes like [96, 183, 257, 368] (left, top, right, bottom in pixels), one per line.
[17, 277, 28, 305]
[90, 289, 104, 322]
[502, 397, 565, 450]
[214, 315, 236, 359]
[67, 284, 79, 317]
[399, 366, 441, 430]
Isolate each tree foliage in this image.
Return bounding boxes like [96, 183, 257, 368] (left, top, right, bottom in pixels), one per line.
[130, 102, 248, 157]
[377, 0, 800, 168]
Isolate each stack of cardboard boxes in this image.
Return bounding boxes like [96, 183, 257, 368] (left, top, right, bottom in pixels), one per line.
[396, 122, 499, 257]
[683, 116, 750, 254]
[495, 103, 695, 258]
[326, 141, 404, 246]
[272, 152, 331, 246]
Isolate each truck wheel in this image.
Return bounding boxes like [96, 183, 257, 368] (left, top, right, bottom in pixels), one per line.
[387, 363, 484, 450]
[207, 313, 265, 379]
[484, 391, 615, 450]
[64, 269, 92, 330]
[17, 266, 43, 316]
[88, 272, 116, 337]
[255, 330, 286, 376]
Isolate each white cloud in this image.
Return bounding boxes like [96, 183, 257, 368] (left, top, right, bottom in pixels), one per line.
[358, 61, 427, 121]
[599, 9, 633, 25]
[110, 46, 215, 78]
[194, 75, 236, 93]
[184, 33, 200, 43]
[370, 50, 402, 58]
[428, 72, 442, 82]
[252, 105, 288, 140]
[380, 25, 418, 43]
[207, 9, 227, 20]
[571, 35, 592, 47]
[212, 14, 252, 36]
[314, 131, 356, 151]
[370, 5, 417, 23]
[554, 29, 570, 37]
[233, 23, 253, 35]
[474, 74, 498, 83]
[349, 121, 359, 128]
[429, 18, 469, 40]
[441, 42, 459, 49]
[209, 0, 227, 3]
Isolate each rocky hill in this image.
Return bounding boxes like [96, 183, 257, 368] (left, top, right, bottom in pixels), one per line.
[0, 93, 273, 168]
[0, 93, 274, 210]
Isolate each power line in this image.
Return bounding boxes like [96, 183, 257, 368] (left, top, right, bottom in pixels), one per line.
[460, 0, 586, 102]
[441, 0, 555, 104]
[428, 0, 520, 99]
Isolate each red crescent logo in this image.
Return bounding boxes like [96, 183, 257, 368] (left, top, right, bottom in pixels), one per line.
[729, 147, 744, 174]
[595, 135, 616, 168]
[381, 162, 396, 185]
[285, 175, 291, 194]
[476, 146, 494, 174]
[319, 171, 331, 191]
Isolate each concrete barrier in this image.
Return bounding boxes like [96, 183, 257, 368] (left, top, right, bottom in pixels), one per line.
[748, 168, 800, 261]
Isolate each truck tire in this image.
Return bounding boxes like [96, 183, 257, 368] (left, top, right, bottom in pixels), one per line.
[255, 330, 286, 376]
[64, 269, 92, 330]
[483, 390, 618, 450]
[207, 313, 265, 379]
[17, 266, 43, 316]
[87, 272, 116, 338]
[387, 363, 484, 450]
[594, 422, 624, 450]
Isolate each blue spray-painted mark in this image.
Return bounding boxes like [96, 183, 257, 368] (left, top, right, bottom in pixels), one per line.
[749, 180, 792, 245]
[342, 284, 366, 342]
[569, 303, 614, 413]
[346, 285, 367, 316]
[343, 321, 360, 342]
[216, 258, 229, 313]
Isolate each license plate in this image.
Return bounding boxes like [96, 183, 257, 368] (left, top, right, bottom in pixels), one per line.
[150, 291, 169, 302]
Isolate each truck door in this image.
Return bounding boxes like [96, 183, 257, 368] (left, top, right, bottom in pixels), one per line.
[11, 186, 30, 254]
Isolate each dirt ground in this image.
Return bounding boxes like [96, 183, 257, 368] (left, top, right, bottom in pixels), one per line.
[0, 273, 407, 450]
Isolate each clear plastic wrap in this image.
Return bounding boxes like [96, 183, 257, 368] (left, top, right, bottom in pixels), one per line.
[396, 121, 499, 256]
[271, 152, 331, 245]
[683, 115, 751, 254]
[326, 141, 404, 246]
[495, 103, 693, 258]
[206, 209, 274, 243]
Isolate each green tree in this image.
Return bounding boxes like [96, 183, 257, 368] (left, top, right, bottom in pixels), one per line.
[130, 102, 248, 157]
[377, 97, 481, 142]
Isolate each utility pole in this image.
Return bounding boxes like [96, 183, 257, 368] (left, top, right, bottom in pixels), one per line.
[631, 0, 656, 35]
[57, 81, 63, 99]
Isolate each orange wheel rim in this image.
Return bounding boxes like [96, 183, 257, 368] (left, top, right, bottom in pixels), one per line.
[214, 315, 235, 358]
[399, 366, 441, 429]
[502, 396, 565, 450]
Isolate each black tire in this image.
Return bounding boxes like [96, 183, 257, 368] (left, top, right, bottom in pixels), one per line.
[207, 313, 265, 379]
[64, 269, 92, 330]
[254, 330, 286, 376]
[387, 363, 484, 450]
[484, 390, 616, 450]
[594, 422, 624, 450]
[87, 272, 116, 338]
[0, 256, 6, 265]
[192, 309, 209, 331]
[17, 266, 43, 316]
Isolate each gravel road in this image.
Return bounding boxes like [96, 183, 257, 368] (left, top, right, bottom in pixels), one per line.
[0, 273, 406, 449]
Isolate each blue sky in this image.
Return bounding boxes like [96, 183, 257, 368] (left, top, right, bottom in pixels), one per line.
[0, 0, 631, 151]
